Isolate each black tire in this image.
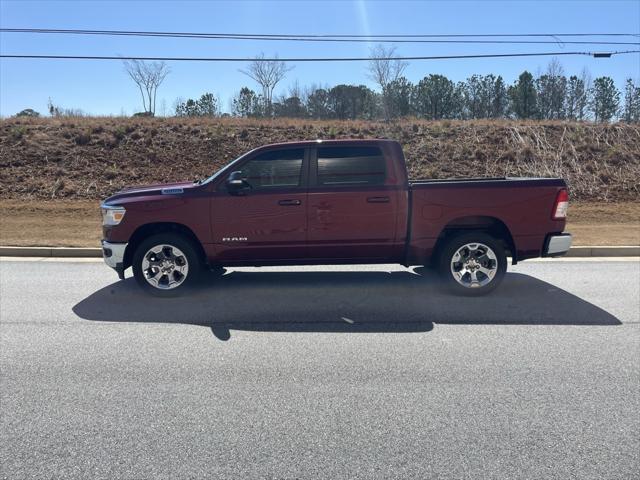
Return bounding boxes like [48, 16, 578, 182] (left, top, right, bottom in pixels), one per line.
[132, 233, 202, 297]
[437, 232, 507, 296]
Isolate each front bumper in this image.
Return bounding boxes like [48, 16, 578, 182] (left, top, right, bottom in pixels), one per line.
[102, 241, 127, 278]
[544, 233, 572, 257]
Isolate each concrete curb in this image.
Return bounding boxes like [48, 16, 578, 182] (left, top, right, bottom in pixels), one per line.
[0, 246, 102, 257]
[564, 246, 640, 257]
[1, 245, 639, 258]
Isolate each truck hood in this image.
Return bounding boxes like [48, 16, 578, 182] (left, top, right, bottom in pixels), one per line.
[103, 181, 197, 204]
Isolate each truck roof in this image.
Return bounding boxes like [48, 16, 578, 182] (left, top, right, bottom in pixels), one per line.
[257, 138, 400, 149]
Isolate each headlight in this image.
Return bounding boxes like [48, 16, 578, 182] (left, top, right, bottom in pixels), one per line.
[101, 205, 126, 226]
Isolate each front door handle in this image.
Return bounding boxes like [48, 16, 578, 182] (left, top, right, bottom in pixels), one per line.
[278, 199, 301, 206]
[367, 196, 390, 203]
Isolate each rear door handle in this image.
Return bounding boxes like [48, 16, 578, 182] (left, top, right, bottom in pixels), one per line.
[367, 196, 390, 203]
[278, 199, 301, 206]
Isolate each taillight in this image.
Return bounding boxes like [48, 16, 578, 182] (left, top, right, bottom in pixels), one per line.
[552, 189, 569, 220]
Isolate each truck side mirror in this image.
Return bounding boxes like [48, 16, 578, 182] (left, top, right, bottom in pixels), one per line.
[226, 171, 251, 195]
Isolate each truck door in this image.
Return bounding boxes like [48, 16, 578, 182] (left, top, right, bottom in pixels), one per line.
[210, 147, 308, 263]
[306, 145, 402, 260]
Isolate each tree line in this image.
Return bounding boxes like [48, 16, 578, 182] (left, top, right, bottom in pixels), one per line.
[15, 50, 640, 123]
[223, 56, 638, 123]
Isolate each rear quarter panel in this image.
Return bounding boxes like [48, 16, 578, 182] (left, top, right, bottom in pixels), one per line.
[407, 180, 567, 263]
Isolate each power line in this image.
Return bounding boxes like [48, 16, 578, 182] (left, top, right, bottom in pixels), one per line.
[2, 28, 639, 37]
[1, 51, 638, 62]
[1, 28, 639, 45]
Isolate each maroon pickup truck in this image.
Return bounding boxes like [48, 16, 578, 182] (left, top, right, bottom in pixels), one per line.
[101, 139, 571, 296]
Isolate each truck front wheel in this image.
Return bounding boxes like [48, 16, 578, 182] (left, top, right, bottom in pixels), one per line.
[437, 232, 507, 296]
[132, 233, 202, 297]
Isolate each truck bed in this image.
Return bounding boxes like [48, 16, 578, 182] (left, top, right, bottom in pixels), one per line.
[410, 177, 566, 188]
[405, 176, 568, 264]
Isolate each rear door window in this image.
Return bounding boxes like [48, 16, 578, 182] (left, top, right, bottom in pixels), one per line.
[316, 146, 386, 186]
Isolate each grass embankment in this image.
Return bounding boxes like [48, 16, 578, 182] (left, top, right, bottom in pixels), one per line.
[0, 200, 637, 247]
[0, 117, 638, 247]
[2, 117, 639, 202]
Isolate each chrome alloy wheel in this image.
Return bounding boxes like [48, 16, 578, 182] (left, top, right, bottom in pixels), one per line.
[141, 244, 189, 290]
[450, 242, 498, 288]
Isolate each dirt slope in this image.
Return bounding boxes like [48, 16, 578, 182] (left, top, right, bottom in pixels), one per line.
[1, 117, 639, 201]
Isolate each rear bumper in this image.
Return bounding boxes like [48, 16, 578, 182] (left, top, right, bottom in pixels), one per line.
[102, 241, 127, 279]
[544, 233, 572, 257]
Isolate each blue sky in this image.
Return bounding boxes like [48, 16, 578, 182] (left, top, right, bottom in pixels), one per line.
[1, 0, 639, 117]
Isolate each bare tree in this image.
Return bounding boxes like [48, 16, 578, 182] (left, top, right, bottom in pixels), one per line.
[579, 67, 593, 120]
[159, 98, 168, 117]
[123, 59, 170, 115]
[288, 80, 304, 103]
[536, 58, 567, 119]
[368, 44, 408, 120]
[567, 68, 590, 121]
[239, 53, 293, 117]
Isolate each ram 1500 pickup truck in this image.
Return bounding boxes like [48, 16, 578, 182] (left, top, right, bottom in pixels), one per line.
[101, 139, 571, 296]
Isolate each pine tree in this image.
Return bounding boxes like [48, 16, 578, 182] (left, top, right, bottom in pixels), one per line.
[490, 76, 508, 118]
[590, 77, 620, 122]
[622, 78, 640, 123]
[306, 88, 331, 119]
[508, 71, 538, 119]
[386, 77, 414, 118]
[232, 87, 263, 118]
[566, 76, 588, 121]
[463, 74, 492, 118]
[536, 59, 567, 120]
[413, 74, 462, 119]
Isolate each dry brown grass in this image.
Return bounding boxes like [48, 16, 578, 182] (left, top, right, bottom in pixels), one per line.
[1, 199, 637, 248]
[1, 117, 639, 202]
[0, 199, 100, 247]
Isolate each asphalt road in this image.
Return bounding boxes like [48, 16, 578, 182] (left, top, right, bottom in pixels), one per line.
[1, 258, 638, 479]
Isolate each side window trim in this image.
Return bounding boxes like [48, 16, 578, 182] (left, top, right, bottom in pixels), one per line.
[301, 147, 311, 188]
[309, 146, 318, 187]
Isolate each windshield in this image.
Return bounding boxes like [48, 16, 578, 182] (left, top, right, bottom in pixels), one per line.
[198, 150, 252, 185]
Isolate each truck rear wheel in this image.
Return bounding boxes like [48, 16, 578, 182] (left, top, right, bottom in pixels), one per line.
[132, 233, 202, 297]
[437, 232, 507, 296]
